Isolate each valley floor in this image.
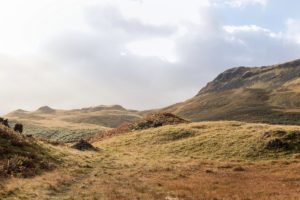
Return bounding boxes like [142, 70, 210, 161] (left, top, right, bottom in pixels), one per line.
[1, 121, 300, 200]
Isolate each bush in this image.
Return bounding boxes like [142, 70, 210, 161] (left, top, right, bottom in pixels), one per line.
[14, 124, 23, 134]
[263, 130, 300, 152]
[1, 156, 34, 177]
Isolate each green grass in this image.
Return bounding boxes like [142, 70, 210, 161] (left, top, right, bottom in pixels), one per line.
[64, 113, 141, 128]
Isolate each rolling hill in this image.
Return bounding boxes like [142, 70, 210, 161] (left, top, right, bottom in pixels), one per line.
[1, 121, 300, 199]
[6, 105, 142, 142]
[162, 59, 300, 125]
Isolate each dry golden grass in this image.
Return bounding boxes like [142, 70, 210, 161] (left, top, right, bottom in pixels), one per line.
[1, 121, 300, 199]
[6, 105, 142, 143]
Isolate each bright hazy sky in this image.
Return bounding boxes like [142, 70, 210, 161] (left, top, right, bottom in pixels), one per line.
[1, 0, 300, 114]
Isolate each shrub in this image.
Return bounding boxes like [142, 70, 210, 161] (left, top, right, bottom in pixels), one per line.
[14, 124, 23, 134]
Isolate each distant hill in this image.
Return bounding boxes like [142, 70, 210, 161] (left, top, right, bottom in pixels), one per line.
[35, 106, 56, 114]
[6, 105, 142, 142]
[162, 59, 300, 125]
[7, 105, 141, 128]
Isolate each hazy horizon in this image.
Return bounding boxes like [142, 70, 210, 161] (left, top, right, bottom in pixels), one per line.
[2, 0, 300, 114]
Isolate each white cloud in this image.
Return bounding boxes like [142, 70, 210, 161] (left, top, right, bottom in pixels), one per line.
[224, 25, 269, 34]
[285, 18, 300, 44]
[1, 0, 300, 114]
[126, 39, 178, 63]
[225, 0, 268, 7]
[223, 25, 281, 38]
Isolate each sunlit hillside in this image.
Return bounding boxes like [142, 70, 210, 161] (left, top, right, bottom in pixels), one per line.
[1, 121, 300, 199]
[163, 59, 300, 125]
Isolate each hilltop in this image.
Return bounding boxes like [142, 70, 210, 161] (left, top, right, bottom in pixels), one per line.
[7, 105, 140, 128]
[35, 106, 56, 114]
[162, 59, 300, 125]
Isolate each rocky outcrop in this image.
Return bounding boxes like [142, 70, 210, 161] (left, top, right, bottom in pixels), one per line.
[198, 59, 300, 95]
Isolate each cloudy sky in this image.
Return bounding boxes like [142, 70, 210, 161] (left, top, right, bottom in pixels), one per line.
[1, 0, 300, 114]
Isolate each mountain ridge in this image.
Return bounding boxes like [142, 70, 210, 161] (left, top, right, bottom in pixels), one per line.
[161, 58, 300, 125]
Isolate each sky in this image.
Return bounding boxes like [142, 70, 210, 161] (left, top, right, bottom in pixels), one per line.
[1, 0, 300, 114]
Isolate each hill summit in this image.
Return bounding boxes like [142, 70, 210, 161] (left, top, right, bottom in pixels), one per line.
[35, 106, 56, 114]
[199, 59, 300, 95]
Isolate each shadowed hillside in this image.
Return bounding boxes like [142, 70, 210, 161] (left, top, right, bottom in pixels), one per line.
[0, 125, 55, 178]
[162, 59, 300, 125]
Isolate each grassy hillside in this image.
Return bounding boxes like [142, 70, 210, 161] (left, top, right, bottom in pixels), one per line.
[163, 59, 300, 125]
[97, 121, 300, 160]
[0, 125, 56, 179]
[6, 105, 142, 142]
[2, 121, 300, 199]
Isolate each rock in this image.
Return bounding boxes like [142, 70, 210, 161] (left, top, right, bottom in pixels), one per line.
[72, 139, 97, 151]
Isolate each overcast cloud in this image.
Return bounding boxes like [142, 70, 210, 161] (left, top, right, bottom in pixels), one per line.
[1, 0, 300, 114]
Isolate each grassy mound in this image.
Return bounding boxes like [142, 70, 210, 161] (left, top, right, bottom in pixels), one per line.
[0, 125, 55, 178]
[89, 113, 188, 142]
[98, 121, 300, 160]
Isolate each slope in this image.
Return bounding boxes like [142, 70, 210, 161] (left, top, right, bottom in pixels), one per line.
[163, 59, 300, 124]
[0, 125, 56, 179]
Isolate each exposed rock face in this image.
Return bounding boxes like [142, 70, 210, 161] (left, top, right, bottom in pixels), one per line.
[198, 59, 300, 95]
